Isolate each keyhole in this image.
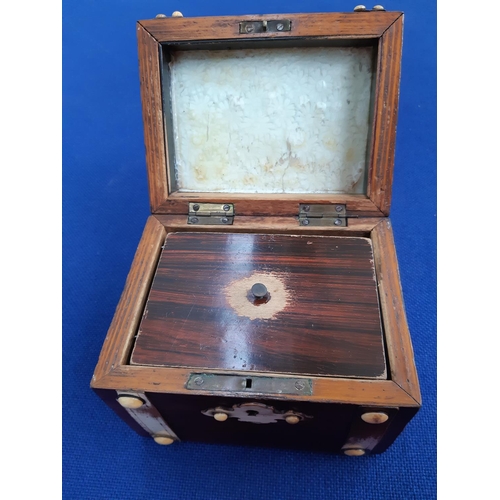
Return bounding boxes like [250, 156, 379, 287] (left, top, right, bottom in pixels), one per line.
[245, 378, 252, 389]
[246, 410, 259, 417]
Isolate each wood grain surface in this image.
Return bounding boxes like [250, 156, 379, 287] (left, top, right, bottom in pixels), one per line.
[137, 25, 169, 212]
[154, 194, 384, 217]
[139, 12, 402, 43]
[91, 216, 166, 385]
[131, 232, 386, 379]
[371, 219, 421, 404]
[154, 214, 379, 236]
[367, 16, 403, 214]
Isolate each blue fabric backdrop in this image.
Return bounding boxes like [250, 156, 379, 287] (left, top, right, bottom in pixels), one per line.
[63, 1, 436, 498]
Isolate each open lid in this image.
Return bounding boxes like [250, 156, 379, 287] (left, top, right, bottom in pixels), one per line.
[137, 11, 403, 217]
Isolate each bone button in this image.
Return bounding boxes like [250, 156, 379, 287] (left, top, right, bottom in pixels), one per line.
[153, 435, 174, 445]
[361, 412, 389, 424]
[344, 448, 365, 456]
[214, 412, 229, 422]
[117, 396, 144, 409]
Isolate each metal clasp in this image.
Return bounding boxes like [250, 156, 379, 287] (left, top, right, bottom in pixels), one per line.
[239, 19, 291, 34]
[187, 373, 312, 395]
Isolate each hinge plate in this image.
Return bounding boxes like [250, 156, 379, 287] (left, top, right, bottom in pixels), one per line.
[298, 204, 347, 227]
[188, 203, 234, 225]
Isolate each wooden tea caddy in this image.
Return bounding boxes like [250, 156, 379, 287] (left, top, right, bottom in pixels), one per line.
[91, 8, 421, 455]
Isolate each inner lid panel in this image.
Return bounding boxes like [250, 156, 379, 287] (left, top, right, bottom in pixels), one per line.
[164, 46, 376, 195]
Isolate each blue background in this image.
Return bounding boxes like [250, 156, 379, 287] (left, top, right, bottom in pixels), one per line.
[63, 1, 436, 498]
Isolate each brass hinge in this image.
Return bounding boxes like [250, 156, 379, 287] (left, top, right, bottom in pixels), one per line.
[187, 203, 234, 225]
[298, 204, 347, 227]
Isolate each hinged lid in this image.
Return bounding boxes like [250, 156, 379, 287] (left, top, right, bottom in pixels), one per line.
[137, 11, 403, 217]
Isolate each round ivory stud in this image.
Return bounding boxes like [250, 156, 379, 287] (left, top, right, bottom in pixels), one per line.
[372, 5, 386, 11]
[285, 415, 300, 425]
[117, 396, 144, 409]
[214, 412, 229, 422]
[353, 5, 367, 11]
[154, 435, 174, 445]
[344, 448, 365, 456]
[172, 11, 183, 17]
[361, 412, 389, 424]
[155, 14, 167, 18]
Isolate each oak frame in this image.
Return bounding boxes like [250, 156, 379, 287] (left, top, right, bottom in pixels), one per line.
[136, 12, 403, 216]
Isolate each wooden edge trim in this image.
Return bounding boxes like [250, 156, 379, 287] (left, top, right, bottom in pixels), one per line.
[367, 15, 403, 216]
[139, 12, 402, 43]
[153, 195, 384, 217]
[137, 24, 169, 212]
[92, 365, 419, 407]
[91, 216, 166, 385]
[153, 214, 381, 235]
[371, 219, 421, 404]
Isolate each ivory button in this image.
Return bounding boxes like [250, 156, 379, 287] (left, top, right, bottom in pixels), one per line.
[172, 11, 183, 17]
[285, 415, 300, 425]
[354, 5, 367, 11]
[344, 448, 365, 456]
[361, 412, 389, 424]
[117, 396, 144, 409]
[372, 5, 386, 11]
[154, 435, 174, 445]
[214, 412, 228, 422]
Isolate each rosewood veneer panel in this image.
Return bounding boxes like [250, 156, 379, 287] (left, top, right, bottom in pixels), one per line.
[131, 232, 386, 379]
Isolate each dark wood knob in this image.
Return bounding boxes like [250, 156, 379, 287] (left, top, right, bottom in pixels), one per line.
[251, 283, 268, 299]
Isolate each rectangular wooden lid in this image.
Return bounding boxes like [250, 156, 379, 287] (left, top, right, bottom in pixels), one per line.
[131, 232, 387, 380]
[137, 12, 403, 217]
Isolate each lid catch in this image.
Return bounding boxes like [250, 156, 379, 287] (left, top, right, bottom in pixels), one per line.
[239, 19, 292, 34]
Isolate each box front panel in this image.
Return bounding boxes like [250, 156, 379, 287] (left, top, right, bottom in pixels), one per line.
[146, 392, 396, 453]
